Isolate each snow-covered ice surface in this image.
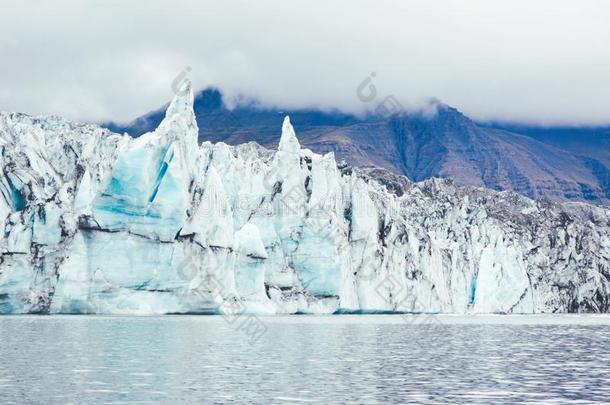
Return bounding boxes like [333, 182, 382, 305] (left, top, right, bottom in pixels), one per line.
[1, 81, 609, 314]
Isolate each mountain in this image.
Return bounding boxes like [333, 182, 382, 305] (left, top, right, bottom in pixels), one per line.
[104, 88, 610, 206]
[483, 123, 610, 167]
[1, 81, 609, 315]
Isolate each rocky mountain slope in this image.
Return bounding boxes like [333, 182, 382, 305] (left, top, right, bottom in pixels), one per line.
[104, 88, 610, 206]
[485, 123, 610, 167]
[1, 82, 609, 315]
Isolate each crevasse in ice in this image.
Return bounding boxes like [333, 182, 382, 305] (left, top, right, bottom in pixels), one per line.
[1, 81, 609, 314]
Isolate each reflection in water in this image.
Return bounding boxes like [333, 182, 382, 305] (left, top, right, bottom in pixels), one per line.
[0, 316, 609, 404]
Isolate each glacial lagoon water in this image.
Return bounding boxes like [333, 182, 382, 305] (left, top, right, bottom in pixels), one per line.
[1, 315, 610, 404]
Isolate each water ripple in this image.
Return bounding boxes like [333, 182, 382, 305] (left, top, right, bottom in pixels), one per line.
[0, 315, 609, 404]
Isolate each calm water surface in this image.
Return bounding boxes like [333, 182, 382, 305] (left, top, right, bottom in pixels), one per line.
[1, 315, 609, 404]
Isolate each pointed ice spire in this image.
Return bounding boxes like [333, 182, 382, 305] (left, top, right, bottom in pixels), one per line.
[165, 79, 194, 120]
[271, 115, 305, 205]
[278, 116, 300, 153]
[159, 77, 198, 154]
[180, 165, 233, 248]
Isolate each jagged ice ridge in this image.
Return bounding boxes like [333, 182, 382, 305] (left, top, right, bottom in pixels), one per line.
[1, 81, 609, 314]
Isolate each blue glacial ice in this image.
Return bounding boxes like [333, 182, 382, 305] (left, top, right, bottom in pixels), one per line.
[0, 81, 609, 315]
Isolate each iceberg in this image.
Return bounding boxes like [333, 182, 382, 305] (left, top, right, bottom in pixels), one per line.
[0, 81, 609, 315]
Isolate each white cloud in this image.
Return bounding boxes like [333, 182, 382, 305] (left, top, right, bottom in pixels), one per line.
[0, 0, 609, 125]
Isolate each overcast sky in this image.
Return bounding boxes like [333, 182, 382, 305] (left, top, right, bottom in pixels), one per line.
[1, 0, 609, 125]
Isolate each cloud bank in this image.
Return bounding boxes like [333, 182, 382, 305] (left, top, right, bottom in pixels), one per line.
[1, 0, 609, 125]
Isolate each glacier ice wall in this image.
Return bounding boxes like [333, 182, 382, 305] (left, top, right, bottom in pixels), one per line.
[1, 81, 609, 315]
